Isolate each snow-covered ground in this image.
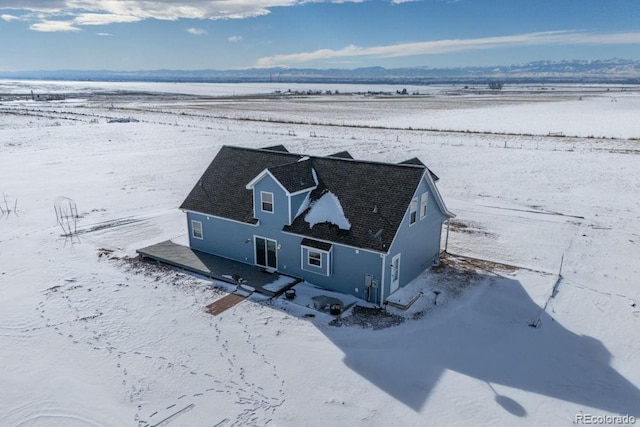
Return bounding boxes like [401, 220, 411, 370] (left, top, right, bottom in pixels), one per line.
[1, 82, 639, 426]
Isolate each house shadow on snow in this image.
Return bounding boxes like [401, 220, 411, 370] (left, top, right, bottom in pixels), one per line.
[305, 269, 640, 417]
[131, 249, 640, 417]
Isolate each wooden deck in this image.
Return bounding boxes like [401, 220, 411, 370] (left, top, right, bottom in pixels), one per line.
[136, 240, 299, 297]
[206, 293, 247, 315]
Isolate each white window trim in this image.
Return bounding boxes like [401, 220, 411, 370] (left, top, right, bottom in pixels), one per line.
[390, 253, 401, 293]
[409, 198, 418, 225]
[420, 192, 428, 220]
[392, 257, 400, 282]
[308, 250, 322, 268]
[191, 220, 203, 240]
[254, 235, 278, 269]
[260, 191, 274, 213]
[300, 245, 332, 276]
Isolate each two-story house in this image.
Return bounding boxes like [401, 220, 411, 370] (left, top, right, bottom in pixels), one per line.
[179, 145, 454, 306]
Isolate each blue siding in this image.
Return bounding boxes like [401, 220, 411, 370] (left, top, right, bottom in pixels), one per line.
[382, 176, 448, 298]
[185, 171, 448, 306]
[187, 212, 256, 264]
[185, 209, 385, 304]
[290, 191, 310, 224]
[278, 235, 384, 304]
[252, 175, 289, 227]
[304, 244, 383, 304]
[301, 246, 330, 276]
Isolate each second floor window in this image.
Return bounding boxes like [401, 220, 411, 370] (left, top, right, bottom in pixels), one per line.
[409, 198, 417, 225]
[420, 192, 428, 219]
[261, 191, 274, 213]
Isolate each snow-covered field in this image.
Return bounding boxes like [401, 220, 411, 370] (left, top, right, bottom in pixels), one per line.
[1, 82, 639, 426]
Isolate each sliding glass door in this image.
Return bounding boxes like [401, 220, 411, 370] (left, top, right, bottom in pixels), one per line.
[255, 236, 277, 269]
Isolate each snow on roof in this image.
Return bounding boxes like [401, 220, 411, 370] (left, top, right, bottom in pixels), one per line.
[304, 191, 351, 231]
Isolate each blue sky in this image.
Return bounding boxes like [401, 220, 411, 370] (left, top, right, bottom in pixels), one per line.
[1, 0, 639, 71]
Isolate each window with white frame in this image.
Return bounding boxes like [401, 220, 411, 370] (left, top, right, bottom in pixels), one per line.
[420, 192, 428, 219]
[409, 198, 418, 225]
[191, 220, 203, 239]
[261, 191, 274, 213]
[308, 250, 322, 267]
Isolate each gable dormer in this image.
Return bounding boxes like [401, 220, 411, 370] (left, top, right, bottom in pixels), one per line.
[245, 158, 318, 226]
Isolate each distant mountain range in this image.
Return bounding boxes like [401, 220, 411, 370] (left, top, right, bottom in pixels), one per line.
[2, 59, 639, 84]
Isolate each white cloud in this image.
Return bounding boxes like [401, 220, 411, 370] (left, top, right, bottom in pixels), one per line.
[0, 0, 347, 30]
[0, 2, 67, 13]
[256, 31, 640, 67]
[30, 20, 81, 32]
[97, 32, 112, 36]
[228, 35, 243, 43]
[74, 13, 142, 26]
[187, 27, 208, 35]
[1, 14, 20, 22]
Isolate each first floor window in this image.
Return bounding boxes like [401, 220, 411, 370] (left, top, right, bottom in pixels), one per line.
[192, 220, 203, 239]
[261, 191, 274, 213]
[301, 241, 332, 276]
[308, 250, 322, 267]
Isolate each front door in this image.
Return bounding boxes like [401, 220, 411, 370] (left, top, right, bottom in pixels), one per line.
[255, 236, 277, 269]
[390, 253, 401, 294]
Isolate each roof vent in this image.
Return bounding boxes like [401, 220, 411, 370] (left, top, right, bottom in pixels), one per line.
[369, 228, 383, 240]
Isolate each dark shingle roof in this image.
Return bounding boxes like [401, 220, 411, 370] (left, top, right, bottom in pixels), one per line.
[261, 144, 289, 153]
[180, 146, 299, 223]
[283, 157, 424, 251]
[268, 159, 316, 194]
[301, 238, 333, 251]
[399, 157, 439, 182]
[181, 145, 435, 252]
[399, 157, 425, 166]
[327, 150, 354, 159]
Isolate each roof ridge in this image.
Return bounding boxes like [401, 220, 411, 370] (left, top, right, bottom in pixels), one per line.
[311, 155, 426, 169]
[222, 144, 299, 156]
[222, 145, 427, 169]
[267, 157, 312, 170]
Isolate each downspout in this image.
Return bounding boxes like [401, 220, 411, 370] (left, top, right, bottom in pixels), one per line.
[379, 253, 386, 307]
[444, 219, 451, 254]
